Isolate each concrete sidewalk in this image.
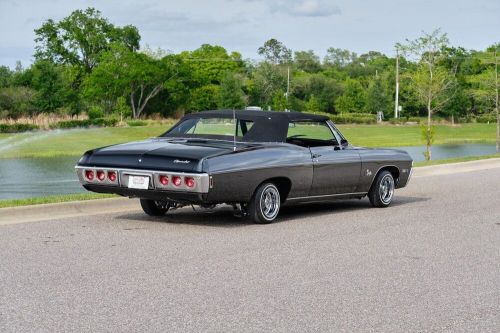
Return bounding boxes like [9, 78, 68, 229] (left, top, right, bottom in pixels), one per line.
[1, 158, 499, 225]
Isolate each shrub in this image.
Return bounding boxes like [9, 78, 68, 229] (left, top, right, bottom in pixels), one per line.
[50, 117, 118, 129]
[0, 123, 39, 133]
[475, 114, 497, 123]
[87, 105, 105, 120]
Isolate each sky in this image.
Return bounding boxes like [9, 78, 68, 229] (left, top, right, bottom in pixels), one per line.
[0, 0, 499, 68]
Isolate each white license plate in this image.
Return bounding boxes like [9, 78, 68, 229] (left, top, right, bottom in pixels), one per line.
[128, 175, 149, 190]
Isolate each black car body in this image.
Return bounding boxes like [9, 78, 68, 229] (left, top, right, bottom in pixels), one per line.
[76, 110, 413, 223]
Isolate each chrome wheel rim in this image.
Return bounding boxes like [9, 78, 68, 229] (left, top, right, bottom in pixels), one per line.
[379, 175, 394, 204]
[259, 185, 280, 221]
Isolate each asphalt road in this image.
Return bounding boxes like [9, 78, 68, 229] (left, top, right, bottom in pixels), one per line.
[1, 165, 500, 332]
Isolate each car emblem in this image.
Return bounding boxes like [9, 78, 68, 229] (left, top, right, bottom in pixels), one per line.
[138, 158, 142, 163]
[174, 159, 190, 164]
[366, 169, 372, 176]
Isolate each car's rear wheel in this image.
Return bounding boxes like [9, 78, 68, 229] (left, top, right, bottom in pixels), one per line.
[248, 182, 281, 224]
[140, 199, 170, 216]
[368, 171, 395, 208]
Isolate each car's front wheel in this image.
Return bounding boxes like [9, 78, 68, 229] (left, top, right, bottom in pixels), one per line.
[368, 170, 395, 208]
[140, 199, 170, 216]
[248, 182, 281, 224]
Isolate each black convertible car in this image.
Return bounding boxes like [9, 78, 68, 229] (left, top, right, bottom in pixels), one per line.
[76, 110, 413, 223]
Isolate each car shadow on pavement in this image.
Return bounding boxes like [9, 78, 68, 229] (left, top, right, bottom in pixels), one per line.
[116, 196, 429, 228]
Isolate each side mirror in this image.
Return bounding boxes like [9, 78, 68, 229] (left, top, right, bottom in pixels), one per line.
[340, 139, 348, 146]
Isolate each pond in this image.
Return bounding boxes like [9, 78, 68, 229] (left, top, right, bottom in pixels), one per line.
[0, 143, 497, 200]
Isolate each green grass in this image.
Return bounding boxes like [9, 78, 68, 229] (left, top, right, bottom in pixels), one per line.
[337, 123, 497, 147]
[0, 193, 116, 208]
[0, 122, 497, 159]
[414, 154, 500, 167]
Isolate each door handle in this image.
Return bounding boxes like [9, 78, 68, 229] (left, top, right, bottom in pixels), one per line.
[312, 153, 322, 159]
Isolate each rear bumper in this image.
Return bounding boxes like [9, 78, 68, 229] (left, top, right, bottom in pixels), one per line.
[76, 166, 211, 204]
[83, 184, 209, 204]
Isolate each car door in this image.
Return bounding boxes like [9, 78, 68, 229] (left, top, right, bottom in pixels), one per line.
[287, 120, 361, 196]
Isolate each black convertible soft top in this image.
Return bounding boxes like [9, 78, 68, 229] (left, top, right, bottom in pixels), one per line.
[164, 110, 329, 143]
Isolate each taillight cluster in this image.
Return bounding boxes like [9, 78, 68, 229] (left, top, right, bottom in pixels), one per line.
[84, 169, 118, 184]
[156, 174, 196, 189]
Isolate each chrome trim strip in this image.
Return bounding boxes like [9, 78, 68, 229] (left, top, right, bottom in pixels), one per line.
[210, 163, 312, 175]
[287, 192, 367, 201]
[75, 166, 210, 193]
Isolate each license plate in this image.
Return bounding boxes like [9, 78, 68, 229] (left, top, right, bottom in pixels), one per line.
[128, 175, 149, 190]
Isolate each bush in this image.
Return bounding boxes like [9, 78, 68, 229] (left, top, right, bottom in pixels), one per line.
[50, 117, 118, 129]
[388, 117, 423, 124]
[312, 112, 377, 124]
[87, 105, 105, 120]
[126, 120, 148, 127]
[475, 114, 497, 123]
[0, 123, 39, 133]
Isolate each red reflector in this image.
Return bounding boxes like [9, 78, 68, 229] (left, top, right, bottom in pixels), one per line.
[96, 170, 105, 181]
[107, 171, 117, 182]
[172, 176, 181, 187]
[185, 177, 195, 188]
[159, 175, 168, 186]
[85, 170, 94, 181]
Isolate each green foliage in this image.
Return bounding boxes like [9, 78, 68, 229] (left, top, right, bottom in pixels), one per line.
[0, 87, 37, 118]
[0, 123, 39, 133]
[218, 72, 247, 109]
[272, 89, 287, 111]
[335, 78, 366, 114]
[34, 7, 140, 73]
[365, 77, 391, 114]
[188, 85, 220, 112]
[258, 39, 292, 64]
[294, 50, 321, 73]
[50, 117, 118, 129]
[87, 105, 104, 119]
[305, 94, 321, 112]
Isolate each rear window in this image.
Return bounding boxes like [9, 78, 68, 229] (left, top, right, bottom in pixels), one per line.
[166, 117, 254, 138]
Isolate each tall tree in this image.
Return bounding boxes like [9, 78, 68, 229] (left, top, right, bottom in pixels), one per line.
[258, 39, 292, 65]
[365, 76, 391, 115]
[218, 72, 247, 109]
[294, 50, 321, 73]
[335, 78, 366, 114]
[324, 48, 357, 67]
[398, 29, 456, 160]
[84, 44, 182, 118]
[34, 7, 140, 74]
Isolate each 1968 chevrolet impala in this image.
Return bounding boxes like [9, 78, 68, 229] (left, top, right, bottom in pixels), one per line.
[76, 110, 413, 223]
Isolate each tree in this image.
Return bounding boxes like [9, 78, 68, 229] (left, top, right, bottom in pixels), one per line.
[294, 50, 321, 73]
[258, 39, 292, 64]
[0, 87, 38, 118]
[219, 72, 247, 109]
[468, 45, 500, 153]
[365, 77, 391, 115]
[0, 66, 12, 88]
[398, 29, 455, 160]
[250, 62, 287, 108]
[335, 78, 366, 114]
[305, 94, 321, 112]
[30, 60, 66, 112]
[324, 48, 357, 67]
[34, 7, 140, 74]
[189, 85, 220, 112]
[84, 44, 182, 118]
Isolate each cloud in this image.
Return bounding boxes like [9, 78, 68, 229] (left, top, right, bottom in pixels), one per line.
[286, 0, 341, 17]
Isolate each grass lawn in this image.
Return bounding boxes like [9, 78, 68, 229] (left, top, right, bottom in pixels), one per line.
[0, 193, 116, 209]
[0, 123, 497, 159]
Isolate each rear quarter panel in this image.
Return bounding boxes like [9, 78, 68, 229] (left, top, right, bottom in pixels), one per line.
[357, 148, 413, 192]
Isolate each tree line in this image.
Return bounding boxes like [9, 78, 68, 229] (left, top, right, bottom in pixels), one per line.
[0, 7, 498, 129]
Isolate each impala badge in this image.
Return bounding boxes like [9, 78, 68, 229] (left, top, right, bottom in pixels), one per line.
[174, 159, 190, 164]
[366, 169, 372, 176]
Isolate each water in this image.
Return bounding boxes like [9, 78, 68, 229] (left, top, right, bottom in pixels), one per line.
[0, 144, 497, 200]
[0, 156, 83, 200]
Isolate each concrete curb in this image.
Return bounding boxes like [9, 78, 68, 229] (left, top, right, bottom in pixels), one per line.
[0, 197, 137, 225]
[1, 158, 500, 225]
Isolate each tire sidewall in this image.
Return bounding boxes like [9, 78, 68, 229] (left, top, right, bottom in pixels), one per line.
[250, 183, 281, 224]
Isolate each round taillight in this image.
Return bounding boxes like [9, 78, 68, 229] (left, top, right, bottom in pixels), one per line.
[159, 175, 168, 186]
[185, 177, 195, 188]
[172, 176, 182, 187]
[107, 171, 117, 182]
[85, 170, 94, 181]
[96, 170, 105, 181]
